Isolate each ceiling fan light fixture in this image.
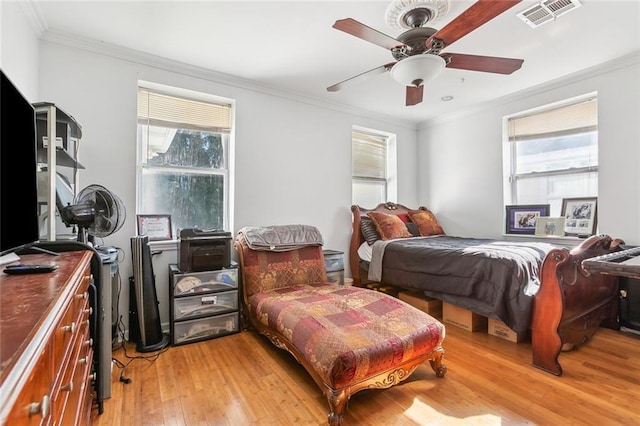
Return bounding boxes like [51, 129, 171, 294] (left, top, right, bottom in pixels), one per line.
[390, 54, 445, 87]
[385, 0, 450, 30]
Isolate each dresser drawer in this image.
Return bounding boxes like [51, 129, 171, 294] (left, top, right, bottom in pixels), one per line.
[4, 345, 53, 425]
[172, 268, 238, 296]
[173, 290, 238, 321]
[57, 322, 93, 426]
[172, 312, 239, 345]
[51, 280, 91, 390]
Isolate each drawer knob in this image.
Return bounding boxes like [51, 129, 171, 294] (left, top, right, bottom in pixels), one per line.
[76, 291, 88, 300]
[62, 322, 76, 334]
[83, 307, 93, 316]
[28, 395, 50, 418]
[78, 356, 89, 365]
[84, 338, 94, 347]
[61, 380, 74, 392]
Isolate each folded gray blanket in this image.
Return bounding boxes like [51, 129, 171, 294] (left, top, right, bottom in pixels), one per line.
[238, 224, 324, 252]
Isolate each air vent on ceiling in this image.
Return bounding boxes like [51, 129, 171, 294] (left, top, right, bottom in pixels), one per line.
[517, 0, 582, 28]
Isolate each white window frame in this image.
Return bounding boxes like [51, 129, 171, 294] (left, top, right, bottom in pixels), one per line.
[352, 126, 397, 207]
[503, 92, 598, 218]
[136, 81, 235, 237]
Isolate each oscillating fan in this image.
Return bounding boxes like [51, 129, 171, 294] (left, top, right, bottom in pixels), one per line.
[60, 184, 126, 244]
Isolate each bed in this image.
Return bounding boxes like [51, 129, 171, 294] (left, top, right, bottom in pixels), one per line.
[350, 202, 624, 375]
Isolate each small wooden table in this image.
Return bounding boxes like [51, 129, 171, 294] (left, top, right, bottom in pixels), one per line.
[582, 246, 640, 279]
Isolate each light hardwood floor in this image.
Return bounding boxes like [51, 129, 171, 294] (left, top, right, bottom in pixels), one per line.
[92, 324, 640, 425]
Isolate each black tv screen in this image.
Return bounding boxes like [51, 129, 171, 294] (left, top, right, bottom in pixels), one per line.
[0, 69, 40, 260]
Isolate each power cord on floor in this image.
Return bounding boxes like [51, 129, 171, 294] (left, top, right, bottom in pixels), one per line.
[111, 285, 170, 385]
[111, 314, 170, 385]
[111, 357, 132, 384]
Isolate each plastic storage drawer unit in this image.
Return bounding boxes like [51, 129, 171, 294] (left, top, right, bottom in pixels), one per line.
[173, 290, 239, 321]
[323, 249, 344, 272]
[323, 249, 345, 285]
[169, 264, 240, 345]
[173, 312, 240, 345]
[172, 268, 238, 296]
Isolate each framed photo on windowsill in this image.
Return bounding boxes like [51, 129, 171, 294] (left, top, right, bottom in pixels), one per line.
[562, 197, 597, 236]
[137, 214, 173, 241]
[535, 217, 566, 237]
[505, 204, 550, 235]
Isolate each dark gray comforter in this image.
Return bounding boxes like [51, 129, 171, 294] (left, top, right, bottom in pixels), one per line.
[371, 236, 557, 333]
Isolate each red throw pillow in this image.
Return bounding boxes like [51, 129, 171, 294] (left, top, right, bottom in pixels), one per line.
[367, 212, 412, 240]
[407, 209, 445, 236]
[396, 213, 410, 223]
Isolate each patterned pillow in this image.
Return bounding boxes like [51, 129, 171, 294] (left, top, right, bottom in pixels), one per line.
[407, 209, 445, 236]
[367, 212, 413, 240]
[360, 218, 381, 245]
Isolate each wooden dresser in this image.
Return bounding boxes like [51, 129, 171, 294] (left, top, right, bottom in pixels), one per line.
[0, 250, 95, 425]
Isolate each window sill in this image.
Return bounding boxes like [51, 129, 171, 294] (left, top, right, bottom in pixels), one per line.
[501, 233, 586, 248]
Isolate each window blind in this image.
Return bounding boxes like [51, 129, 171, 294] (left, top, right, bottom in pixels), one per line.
[138, 87, 231, 133]
[352, 131, 387, 180]
[508, 97, 597, 141]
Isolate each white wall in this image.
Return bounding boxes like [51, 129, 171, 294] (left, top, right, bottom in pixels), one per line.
[418, 55, 640, 246]
[0, 1, 40, 100]
[31, 38, 418, 333]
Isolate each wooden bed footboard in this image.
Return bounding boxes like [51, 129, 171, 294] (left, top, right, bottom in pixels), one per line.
[531, 234, 624, 375]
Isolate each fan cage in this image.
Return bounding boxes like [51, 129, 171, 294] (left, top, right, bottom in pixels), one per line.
[75, 184, 126, 237]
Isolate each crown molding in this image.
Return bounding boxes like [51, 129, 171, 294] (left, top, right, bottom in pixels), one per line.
[19, 0, 47, 36]
[419, 50, 640, 129]
[39, 30, 418, 131]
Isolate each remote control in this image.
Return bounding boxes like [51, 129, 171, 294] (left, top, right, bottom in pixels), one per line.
[3, 264, 59, 275]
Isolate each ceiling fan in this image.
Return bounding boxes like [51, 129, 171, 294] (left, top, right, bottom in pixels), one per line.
[327, 0, 525, 106]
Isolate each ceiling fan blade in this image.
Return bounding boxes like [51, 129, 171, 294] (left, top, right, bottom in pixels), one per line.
[426, 0, 523, 50]
[327, 62, 396, 92]
[333, 18, 406, 51]
[406, 85, 424, 106]
[443, 53, 524, 74]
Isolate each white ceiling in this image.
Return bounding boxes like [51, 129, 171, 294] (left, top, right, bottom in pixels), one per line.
[33, 0, 640, 125]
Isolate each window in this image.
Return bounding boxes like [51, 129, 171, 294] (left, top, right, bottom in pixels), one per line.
[352, 128, 396, 207]
[137, 84, 234, 236]
[505, 94, 598, 216]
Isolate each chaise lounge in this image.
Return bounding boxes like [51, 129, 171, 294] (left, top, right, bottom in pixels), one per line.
[234, 225, 446, 425]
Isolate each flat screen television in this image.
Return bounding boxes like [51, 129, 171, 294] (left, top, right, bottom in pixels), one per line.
[0, 69, 40, 265]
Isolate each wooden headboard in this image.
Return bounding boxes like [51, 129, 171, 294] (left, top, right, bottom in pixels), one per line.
[350, 202, 427, 287]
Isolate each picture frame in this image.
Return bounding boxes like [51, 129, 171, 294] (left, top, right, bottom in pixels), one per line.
[137, 214, 173, 241]
[505, 204, 550, 235]
[534, 217, 566, 237]
[561, 197, 597, 236]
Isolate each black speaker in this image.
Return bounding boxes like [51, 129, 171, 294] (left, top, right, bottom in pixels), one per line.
[130, 235, 169, 352]
[620, 277, 640, 331]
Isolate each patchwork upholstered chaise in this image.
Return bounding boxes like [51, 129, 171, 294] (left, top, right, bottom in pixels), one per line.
[234, 225, 446, 425]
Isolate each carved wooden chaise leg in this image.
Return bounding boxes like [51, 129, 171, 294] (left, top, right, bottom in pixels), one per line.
[326, 389, 349, 426]
[324, 350, 447, 426]
[429, 348, 447, 378]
